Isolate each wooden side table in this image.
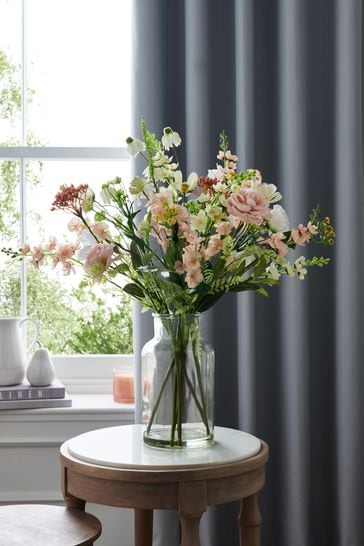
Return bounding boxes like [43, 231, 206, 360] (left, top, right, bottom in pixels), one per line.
[60, 424, 269, 546]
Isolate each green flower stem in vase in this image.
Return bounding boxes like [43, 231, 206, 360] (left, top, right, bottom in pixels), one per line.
[142, 314, 214, 448]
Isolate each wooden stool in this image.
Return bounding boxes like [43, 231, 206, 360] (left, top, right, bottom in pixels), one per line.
[0, 504, 102, 545]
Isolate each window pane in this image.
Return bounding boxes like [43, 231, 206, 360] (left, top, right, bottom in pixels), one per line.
[27, 0, 132, 146]
[0, 159, 21, 316]
[0, 0, 22, 144]
[26, 160, 133, 354]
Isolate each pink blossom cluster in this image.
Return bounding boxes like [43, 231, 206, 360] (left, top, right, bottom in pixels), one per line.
[21, 240, 78, 275]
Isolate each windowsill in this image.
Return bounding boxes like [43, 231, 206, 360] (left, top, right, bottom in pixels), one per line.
[0, 355, 136, 427]
[0, 394, 135, 418]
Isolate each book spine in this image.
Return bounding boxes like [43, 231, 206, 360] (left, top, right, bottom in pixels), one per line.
[0, 387, 65, 401]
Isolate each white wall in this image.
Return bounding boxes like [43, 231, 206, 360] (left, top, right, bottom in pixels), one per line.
[0, 396, 134, 546]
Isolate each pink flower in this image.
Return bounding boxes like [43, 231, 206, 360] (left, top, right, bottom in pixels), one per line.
[174, 260, 185, 274]
[20, 244, 30, 254]
[261, 232, 288, 256]
[30, 246, 44, 269]
[227, 188, 269, 225]
[92, 222, 110, 241]
[150, 220, 171, 252]
[215, 221, 232, 236]
[67, 217, 86, 234]
[83, 243, 114, 278]
[149, 190, 173, 216]
[203, 235, 224, 259]
[291, 222, 317, 246]
[185, 268, 203, 288]
[61, 261, 75, 275]
[56, 243, 78, 263]
[225, 151, 238, 162]
[182, 245, 202, 272]
[45, 237, 57, 252]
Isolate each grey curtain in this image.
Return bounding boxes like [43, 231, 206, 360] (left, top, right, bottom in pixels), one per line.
[131, 1, 364, 545]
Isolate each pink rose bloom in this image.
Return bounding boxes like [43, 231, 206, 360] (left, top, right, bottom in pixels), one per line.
[92, 222, 110, 241]
[226, 188, 269, 225]
[185, 268, 203, 288]
[83, 243, 114, 277]
[291, 222, 317, 246]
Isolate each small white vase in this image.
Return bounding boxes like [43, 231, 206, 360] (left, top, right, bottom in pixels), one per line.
[26, 347, 56, 386]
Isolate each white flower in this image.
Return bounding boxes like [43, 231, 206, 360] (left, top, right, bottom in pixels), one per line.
[152, 152, 178, 181]
[126, 137, 146, 157]
[285, 262, 295, 276]
[294, 256, 308, 280]
[230, 183, 241, 193]
[214, 181, 228, 193]
[266, 263, 281, 280]
[77, 229, 97, 260]
[205, 204, 224, 222]
[207, 165, 225, 181]
[161, 127, 182, 150]
[174, 171, 198, 193]
[257, 183, 282, 203]
[190, 210, 208, 232]
[198, 192, 210, 203]
[129, 177, 152, 196]
[270, 204, 289, 232]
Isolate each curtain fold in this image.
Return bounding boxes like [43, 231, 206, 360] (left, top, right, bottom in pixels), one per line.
[131, 1, 364, 544]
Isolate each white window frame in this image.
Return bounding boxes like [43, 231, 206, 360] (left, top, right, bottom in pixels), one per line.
[0, 0, 134, 388]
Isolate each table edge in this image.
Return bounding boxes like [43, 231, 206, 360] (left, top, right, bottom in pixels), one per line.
[60, 440, 269, 482]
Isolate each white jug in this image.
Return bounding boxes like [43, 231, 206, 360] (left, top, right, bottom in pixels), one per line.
[0, 317, 40, 386]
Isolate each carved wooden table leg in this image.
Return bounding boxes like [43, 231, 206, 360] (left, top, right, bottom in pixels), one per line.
[239, 493, 262, 546]
[178, 481, 207, 546]
[134, 509, 153, 546]
[179, 513, 203, 546]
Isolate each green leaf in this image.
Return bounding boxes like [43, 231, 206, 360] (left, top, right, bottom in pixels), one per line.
[142, 252, 155, 266]
[94, 211, 106, 222]
[130, 241, 143, 269]
[196, 292, 224, 312]
[112, 263, 129, 274]
[256, 287, 269, 297]
[123, 283, 144, 300]
[254, 257, 267, 278]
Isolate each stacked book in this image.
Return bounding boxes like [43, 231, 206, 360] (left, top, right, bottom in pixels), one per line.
[0, 379, 72, 409]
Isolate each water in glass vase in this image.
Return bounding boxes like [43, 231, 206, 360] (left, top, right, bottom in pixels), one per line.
[142, 314, 214, 448]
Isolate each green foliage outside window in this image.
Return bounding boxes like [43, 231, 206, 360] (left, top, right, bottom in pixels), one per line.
[0, 50, 133, 354]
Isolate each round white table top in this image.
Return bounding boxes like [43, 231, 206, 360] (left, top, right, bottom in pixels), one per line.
[67, 425, 261, 470]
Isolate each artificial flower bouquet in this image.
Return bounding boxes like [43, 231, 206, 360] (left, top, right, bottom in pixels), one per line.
[6, 119, 334, 314]
[2, 120, 335, 447]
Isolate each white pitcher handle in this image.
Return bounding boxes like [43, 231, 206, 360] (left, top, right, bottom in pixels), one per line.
[19, 317, 40, 353]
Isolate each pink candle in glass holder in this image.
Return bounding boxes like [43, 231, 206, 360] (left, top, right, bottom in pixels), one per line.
[113, 366, 135, 404]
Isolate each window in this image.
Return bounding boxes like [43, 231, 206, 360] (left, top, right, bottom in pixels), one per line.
[0, 0, 133, 356]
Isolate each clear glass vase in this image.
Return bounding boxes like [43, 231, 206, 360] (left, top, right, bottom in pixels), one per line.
[141, 314, 214, 448]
